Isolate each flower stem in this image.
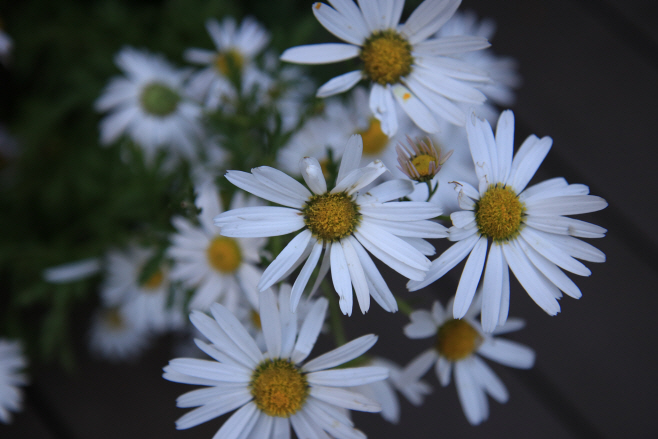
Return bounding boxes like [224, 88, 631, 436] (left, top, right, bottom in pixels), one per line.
[322, 281, 347, 347]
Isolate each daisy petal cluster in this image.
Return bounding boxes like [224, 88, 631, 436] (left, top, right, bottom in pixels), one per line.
[163, 288, 387, 439]
[409, 110, 608, 332]
[184, 17, 270, 108]
[281, 0, 491, 135]
[168, 180, 266, 312]
[404, 296, 534, 425]
[95, 47, 203, 161]
[215, 134, 448, 316]
[0, 339, 28, 424]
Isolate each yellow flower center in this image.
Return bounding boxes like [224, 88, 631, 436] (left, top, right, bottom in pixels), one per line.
[357, 119, 389, 156]
[361, 30, 414, 86]
[140, 82, 180, 117]
[436, 319, 482, 361]
[411, 154, 436, 179]
[214, 49, 244, 76]
[475, 185, 525, 241]
[250, 359, 309, 417]
[303, 192, 360, 242]
[141, 269, 164, 290]
[206, 236, 242, 273]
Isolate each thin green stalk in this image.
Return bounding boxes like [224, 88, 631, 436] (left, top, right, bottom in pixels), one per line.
[322, 281, 347, 347]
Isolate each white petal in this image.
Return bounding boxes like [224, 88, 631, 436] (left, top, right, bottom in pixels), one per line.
[407, 232, 478, 291]
[524, 195, 608, 216]
[392, 83, 441, 133]
[450, 210, 475, 229]
[210, 303, 265, 365]
[413, 35, 490, 55]
[259, 289, 282, 358]
[251, 166, 313, 202]
[225, 170, 306, 208]
[332, 160, 387, 194]
[466, 112, 495, 185]
[292, 297, 329, 364]
[300, 157, 328, 194]
[502, 240, 561, 315]
[507, 135, 552, 193]
[519, 228, 591, 276]
[404, 310, 437, 339]
[349, 236, 398, 312]
[480, 243, 504, 333]
[471, 356, 508, 403]
[436, 356, 452, 386]
[167, 358, 251, 383]
[519, 237, 582, 299]
[309, 386, 381, 412]
[401, 0, 461, 45]
[313, 2, 367, 45]
[341, 238, 370, 314]
[495, 110, 515, 184]
[175, 389, 252, 429]
[478, 338, 535, 369]
[336, 134, 364, 186]
[259, 230, 312, 291]
[291, 242, 323, 312]
[454, 359, 488, 425]
[303, 334, 378, 372]
[363, 217, 448, 238]
[280, 43, 360, 64]
[330, 241, 354, 316]
[360, 201, 442, 221]
[212, 402, 259, 439]
[370, 83, 398, 136]
[401, 349, 437, 383]
[317, 70, 363, 98]
[356, 179, 414, 203]
[307, 366, 388, 386]
[453, 236, 488, 319]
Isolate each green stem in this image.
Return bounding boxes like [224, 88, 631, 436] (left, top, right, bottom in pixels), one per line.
[395, 295, 414, 316]
[322, 281, 347, 347]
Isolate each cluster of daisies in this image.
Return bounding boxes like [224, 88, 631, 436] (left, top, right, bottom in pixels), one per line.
[2, 0, 608, 437]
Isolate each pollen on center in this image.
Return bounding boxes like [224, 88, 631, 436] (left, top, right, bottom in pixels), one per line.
[303, 192, 360, 242]
[475, 184, 525, 241]
[250, 359, 309, 418]
[214, 49, 244, 76]
[435, 319, 482, 361]
[360, 30, 413, 85]
[206, 236, 242, 273]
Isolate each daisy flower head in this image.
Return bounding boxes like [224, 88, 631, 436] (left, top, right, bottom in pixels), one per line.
[408, 110, 608, 332]
[215, 134, 448, 316]
[184, 17, 270, 108]
[101, 245, 183, 333]
[168, 180, 267, 312]
[0, 339, 28, 424]
[95, 47, 203, 161]
[163, 288, 388, 439]
[396, 134, 453, 183]
[280, 0, 491, 136]
[403, 296, 534, 425]
[88, 305, 152, 362]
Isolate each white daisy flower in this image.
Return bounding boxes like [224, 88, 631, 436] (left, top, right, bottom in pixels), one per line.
[353, 356, 432, 424]
[168, 180, 267, 312]
[88, 305, 152, 362]
[408, 110, 608, 332]
[215, 134, 447, 316]
[404, 296, 534, 425]
[0, 339, 28, 424]
[280, 0, 491, 135]
[95, 47, 203, 161]
[163, 288, 387, 439]
[184, 17, 270, 108]
[101, 245, 183, 333]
